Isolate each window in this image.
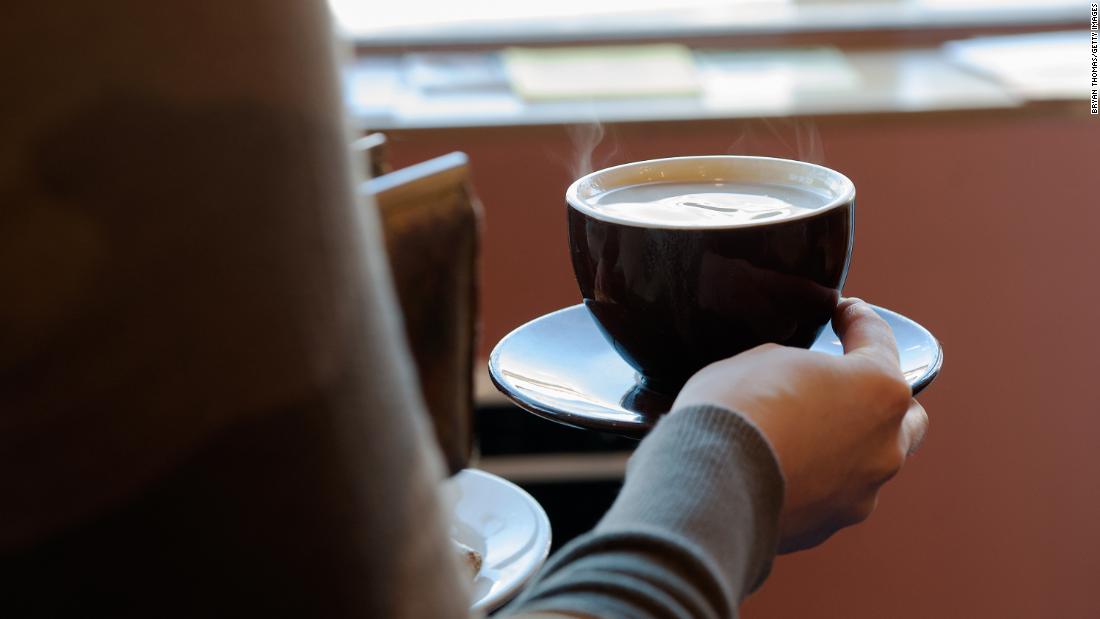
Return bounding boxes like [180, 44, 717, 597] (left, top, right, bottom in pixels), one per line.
[331, 0, 1081, 46]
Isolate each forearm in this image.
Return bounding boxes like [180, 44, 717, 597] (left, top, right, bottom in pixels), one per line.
[504, 406, 784, 619]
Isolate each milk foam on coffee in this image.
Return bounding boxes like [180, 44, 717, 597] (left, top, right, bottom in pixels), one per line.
[590, 181, 831, 227]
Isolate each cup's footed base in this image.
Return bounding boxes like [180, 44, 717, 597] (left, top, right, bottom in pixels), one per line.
[635, 373, 688, 397]
[621, 381, 676, 421]
[488, 304, 942, 438]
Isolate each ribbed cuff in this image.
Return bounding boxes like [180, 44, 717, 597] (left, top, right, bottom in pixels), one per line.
[602, 405, 785, 593]
[503, 405, 785, 619]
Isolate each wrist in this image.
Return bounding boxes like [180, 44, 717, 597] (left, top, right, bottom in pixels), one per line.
[618, 405, 787, 593]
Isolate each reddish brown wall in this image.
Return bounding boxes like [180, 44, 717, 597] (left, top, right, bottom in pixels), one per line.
[383, 108, 1100, 618]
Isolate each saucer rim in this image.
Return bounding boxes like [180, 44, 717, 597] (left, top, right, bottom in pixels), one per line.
[488, 305, 643, 434]
[489, 303, 942, 438]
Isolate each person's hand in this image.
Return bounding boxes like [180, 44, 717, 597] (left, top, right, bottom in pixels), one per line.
[672, 298, 928, 553]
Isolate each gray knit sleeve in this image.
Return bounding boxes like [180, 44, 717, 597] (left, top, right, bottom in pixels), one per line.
[502, 405, 785, 619]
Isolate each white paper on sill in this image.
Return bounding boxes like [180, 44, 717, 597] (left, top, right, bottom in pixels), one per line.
[697, 47, 861, 114]
[503, 44, 701, 101]
[943, 31, 1090, 101]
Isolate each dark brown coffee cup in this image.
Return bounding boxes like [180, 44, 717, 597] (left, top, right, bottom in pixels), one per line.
[567, 156, 855, 392]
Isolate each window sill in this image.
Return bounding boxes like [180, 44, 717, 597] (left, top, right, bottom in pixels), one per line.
[346, 40, 1085, 131]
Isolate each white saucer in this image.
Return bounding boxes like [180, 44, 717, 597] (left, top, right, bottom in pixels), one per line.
[447, 469, 552, 614]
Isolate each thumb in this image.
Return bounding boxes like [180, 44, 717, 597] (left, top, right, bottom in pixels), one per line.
[833, 298, 900, 370]
[901, 399, 929, 456]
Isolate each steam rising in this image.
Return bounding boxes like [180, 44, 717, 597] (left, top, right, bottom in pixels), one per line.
[563, 117, 825, 183]
[726, 118, 825, 164]
[565, 121, 619, 181]
[568, 122, 603, 180]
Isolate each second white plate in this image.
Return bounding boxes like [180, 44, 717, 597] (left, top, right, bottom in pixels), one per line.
[448, 469, 552, 614]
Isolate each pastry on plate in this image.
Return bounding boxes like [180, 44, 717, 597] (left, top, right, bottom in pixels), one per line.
[452, 538, 483, 580]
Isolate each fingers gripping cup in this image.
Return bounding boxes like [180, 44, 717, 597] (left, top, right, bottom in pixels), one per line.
[567, 156, 856, 392]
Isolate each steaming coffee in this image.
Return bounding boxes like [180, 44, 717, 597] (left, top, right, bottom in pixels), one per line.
[589, 181, 829, 227]
[567, 156, 855, 392]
